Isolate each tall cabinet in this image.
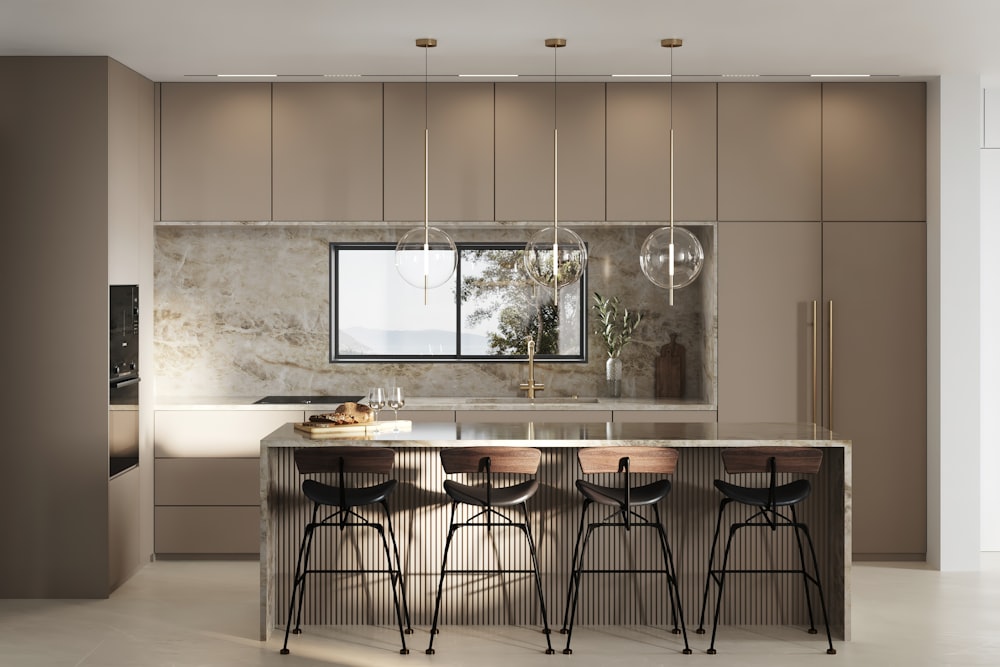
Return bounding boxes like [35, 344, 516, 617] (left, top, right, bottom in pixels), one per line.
[718, 82, 927, 558]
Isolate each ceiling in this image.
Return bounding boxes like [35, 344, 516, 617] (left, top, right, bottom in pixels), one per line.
[3, 0, 1000, 84]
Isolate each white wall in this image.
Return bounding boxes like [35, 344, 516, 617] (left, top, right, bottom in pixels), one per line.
[927, 73, 982, 570]
[981, 86, 1000, 551]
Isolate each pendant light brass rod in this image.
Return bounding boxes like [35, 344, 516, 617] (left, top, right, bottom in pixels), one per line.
[418, 38, 435, 305]
[548, 38, 564, 306]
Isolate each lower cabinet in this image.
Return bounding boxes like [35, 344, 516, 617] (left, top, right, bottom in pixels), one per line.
[612, 410, 718, 423]
[153, 409, 301, 555]
[455, 409, 612, 424]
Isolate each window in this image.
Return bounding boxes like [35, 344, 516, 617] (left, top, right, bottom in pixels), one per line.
[331, 243, 586, 362]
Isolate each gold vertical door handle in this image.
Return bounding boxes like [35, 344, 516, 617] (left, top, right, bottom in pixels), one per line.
[811, 300, 818, 425]
[828, 300, 834, 432]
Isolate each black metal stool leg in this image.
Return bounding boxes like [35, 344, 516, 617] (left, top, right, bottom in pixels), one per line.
[426, 502, 459, 655]
[374, 523, 410, 654]
[560, 500, 591, 634]
[381, 501, 413, 635]
[789, 506, 819, 635]
[562, 523, 598, 654]
[520, 502, 555, 654]
[696, 499, 730, 634]
[707, 523, 740, 654]
[652, 505, 692, 654]
[800, 522, 837, 655]
[280, 514, 315, 655]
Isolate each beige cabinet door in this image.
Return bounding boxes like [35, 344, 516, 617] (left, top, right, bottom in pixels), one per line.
[495, 83, 605, 222]
[272, 83, 382, 221]
[718, 83, 822, 222]
[160, 83, 272, 221]
[717, 222, 823, 423]
[606, 83, 716, 222]
[823, 222, 926, 556]
[822, 83, 926, 222]
[384, 82, 494, 221]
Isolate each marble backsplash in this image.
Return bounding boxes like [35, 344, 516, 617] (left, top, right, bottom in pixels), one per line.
[153, 223, 717, 401]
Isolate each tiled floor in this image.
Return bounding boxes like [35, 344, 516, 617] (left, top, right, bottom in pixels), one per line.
[1, 555, 998, 666]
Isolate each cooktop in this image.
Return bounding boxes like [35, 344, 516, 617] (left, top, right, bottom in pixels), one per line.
[253, 395, 364, 405]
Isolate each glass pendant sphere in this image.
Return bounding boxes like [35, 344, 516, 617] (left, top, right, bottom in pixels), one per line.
[394, 226, 458, 289]
[639, 226, 704, 289]
[522, 226, 588, 289]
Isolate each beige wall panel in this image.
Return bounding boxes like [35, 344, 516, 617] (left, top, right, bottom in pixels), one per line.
[155, 506, 259, 554]
[109, 466, 141, 591]
[822, 83, 926, 221]
[272, 83, 382, 221]
[455, 409, 612, 424]
[160, 82, 271, 221]
[607, 83, 716, 221]
[155, 458, 259, 505]
[823, 222, 926, 555]
[718, 222, 823, 423]
[384, 83, 494, 222]
[495, 83, 605, 222]
[718, 83, 822, 221]
[611, 409, 717, 423]
[0, 57, 111, 597]
[154, 410, 303, 457]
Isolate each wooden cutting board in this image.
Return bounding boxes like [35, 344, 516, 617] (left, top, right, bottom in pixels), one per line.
[293, 420, 412, 439]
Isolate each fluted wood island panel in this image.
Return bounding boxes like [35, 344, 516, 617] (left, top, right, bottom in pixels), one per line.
[259, 422, 850, 642]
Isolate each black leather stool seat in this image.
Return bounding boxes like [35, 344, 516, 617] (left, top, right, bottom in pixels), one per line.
[576, 478, 671, 506]
[714, 478, 811, 507]
[302, 478, 398, 507]
[443, 478, 539, 507]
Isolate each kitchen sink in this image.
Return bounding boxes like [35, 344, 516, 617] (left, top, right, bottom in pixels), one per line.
[253, 395, 364, 405]
[465, 397, 600, 404]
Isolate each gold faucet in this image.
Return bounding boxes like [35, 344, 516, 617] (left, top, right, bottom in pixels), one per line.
[519, 338, 545, 399]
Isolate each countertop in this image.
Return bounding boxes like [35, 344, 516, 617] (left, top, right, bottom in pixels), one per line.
[261, 420, 848, 449]
[156, 395, 717, 411]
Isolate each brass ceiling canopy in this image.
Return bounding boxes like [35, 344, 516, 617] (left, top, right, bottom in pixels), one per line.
[415, 38, 437, 48]
[545, 38, 567, 48]
[661, 38, 683, 48]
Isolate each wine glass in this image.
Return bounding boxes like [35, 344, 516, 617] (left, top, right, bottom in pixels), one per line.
[368, 387, 386, 423]
[387, 387, 405, 430]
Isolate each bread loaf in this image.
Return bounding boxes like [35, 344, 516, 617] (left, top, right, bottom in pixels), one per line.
[308, 401, 374, 425]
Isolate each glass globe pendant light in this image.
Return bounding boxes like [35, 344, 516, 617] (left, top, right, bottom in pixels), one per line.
[522, 38, 587, 306]
[639, 38, 704, 306]
[395, 38, 457, 303]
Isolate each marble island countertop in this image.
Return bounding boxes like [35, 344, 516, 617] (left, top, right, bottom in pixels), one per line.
[261, 420, 849, 448]
[156, 395, 717, 411]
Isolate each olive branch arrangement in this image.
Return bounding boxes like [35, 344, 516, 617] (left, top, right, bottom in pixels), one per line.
[592, 292, 642, 359]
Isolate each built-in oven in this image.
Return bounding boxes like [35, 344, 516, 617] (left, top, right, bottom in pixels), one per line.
[110, 285, 139, 477]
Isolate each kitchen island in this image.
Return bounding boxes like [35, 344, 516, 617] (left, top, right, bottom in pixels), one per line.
[259, 421, 850, 643]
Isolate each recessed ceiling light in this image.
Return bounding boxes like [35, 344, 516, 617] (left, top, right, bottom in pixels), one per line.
[322, 74, 364, 78]
[809, 74, 872, 78]
[611, 74, 671, 78]
[722, 74, 761, 78]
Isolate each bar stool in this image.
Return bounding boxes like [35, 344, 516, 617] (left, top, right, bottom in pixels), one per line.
[280, 446, 412, 656]
[560, 446, 692, 655]
[425, 446, 555, 655]
[695, 446, 836, 655]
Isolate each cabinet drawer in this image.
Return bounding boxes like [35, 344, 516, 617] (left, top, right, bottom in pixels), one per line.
[155, 458, 258, 505]
[455, 409, 612, 424]
[155, 506, 259, 555]
[154, 409, 302, 457]
[612, 410, 718, 423]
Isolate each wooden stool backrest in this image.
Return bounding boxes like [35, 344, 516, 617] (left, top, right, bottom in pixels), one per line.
[577, 446, 679, 475]
[294, 447, 395, 475]
[440, 446, 541, 475]
[721, 446, 822, 475]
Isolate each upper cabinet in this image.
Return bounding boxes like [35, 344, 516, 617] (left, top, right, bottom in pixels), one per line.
[160, 83, 272, 221]
[495, 83, 605, 221]
[384, 83, 494, 222]
[272, 83, 382, 222]
[606, 83, 717, 222]
[718, 83, 822, 222]
[822, 82, 926, 222]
